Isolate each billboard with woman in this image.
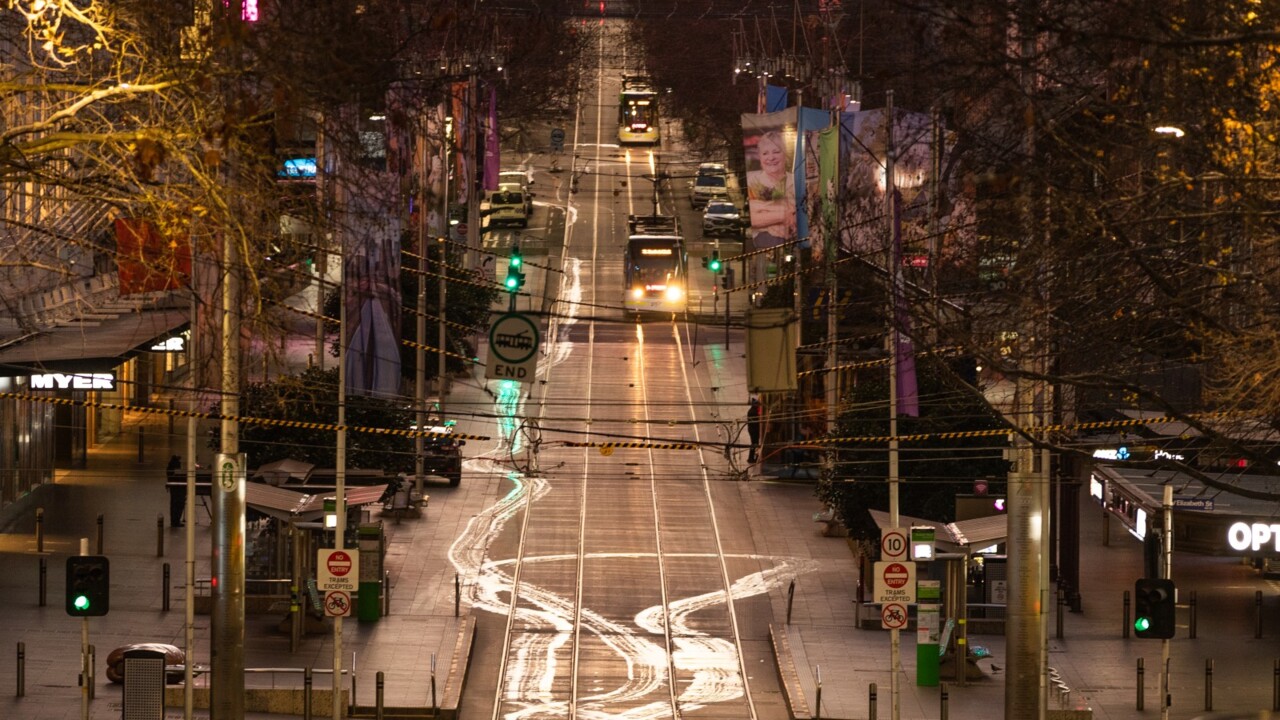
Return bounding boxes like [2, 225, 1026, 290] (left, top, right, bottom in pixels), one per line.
[742, 107, 798, 249]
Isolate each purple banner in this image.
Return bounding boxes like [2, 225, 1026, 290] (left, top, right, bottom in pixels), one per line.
[892, 189, 919, 417]
[484, 84, 500, 192]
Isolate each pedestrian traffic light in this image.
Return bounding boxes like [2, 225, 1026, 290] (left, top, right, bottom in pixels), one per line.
[504, 246, 525, 292]
[708, 251, 722, 273]
[66, 555, 109, 617]
[1133, 577, 1175, 639]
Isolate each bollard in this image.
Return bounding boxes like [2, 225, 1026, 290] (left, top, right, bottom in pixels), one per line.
[1056, 588, 1064, 639]
[940, 681, 949, 720]
[868, 682, 877, 720]
[1123, 590, 1131, 639]
[162, 563, 171, 612]
[38, 557, 46, 607]
[156, 515, 165, 557]
[787, 579, 796, 625]
[1191, 590, 1198, 639]
[1258, 591, 1265, 639]
[430, 653, 438, 713]
[383, 571, 390, 617]
[96, 514, 104, 555]
[376, 670, 385, 720]
[1137, 657, 1145, 711]
[88, 644, 94, 700]
[1274, 659, 1280, 711]
[303, 667, 313, 720]
[35, 508, 43, 554]
[1205, 658, 1213, 711]
[814, 664, 822, 720]
[17, 642, 24, 697]
[454, 573, 460, 617]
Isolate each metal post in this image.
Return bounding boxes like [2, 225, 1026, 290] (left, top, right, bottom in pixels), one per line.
[168, 399, 175, 434]
[940, 682, 949, 720]
[868, 682, 877, 720]
[79, 537, 88, 720]
[137, 425, 144, 463]
[35, 508, 43, 554]
[1137, 657, 1145, 711]
[16, 642, 24, 697]
[163, 563, 171, 612]
[1274, 659, 1280, 711]
[376, 670, 385, 720]
[1205, 658, 1213, 711]
[87, 644, 94, 700]
[38, 557, 46, 607]
[1056, 588, 1064, 639]
[303, 667, 313, 720]
[156, 515, 164, 557]
[454, 573, 460, 617]
[814, 664, 822, 720]
[786, 579, 796, 625]
[1258, 590, 1265, 639]
[383, 571, 391, 617]
[1190, 590, 1198, 639]
[431, 652, 438, 713]
[1162, 484, 1173, 720]
[95, 514, 103, 555]
[724, 273, 731, 348]
[1123, 590, 1131, 638]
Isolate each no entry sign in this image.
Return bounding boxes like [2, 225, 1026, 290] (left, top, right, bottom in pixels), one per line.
[318, 549, 359, 592]
[873, 560, 916, 604]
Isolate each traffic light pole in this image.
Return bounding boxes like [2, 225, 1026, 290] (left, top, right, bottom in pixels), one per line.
[1161, 484, 1172, 720]
[79, 538, 88, 720]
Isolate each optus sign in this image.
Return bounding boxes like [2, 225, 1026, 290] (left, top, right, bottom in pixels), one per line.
[1227, 522, 1280, 553]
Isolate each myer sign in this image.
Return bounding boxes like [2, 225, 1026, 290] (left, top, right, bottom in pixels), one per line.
[30, 372, 116, 391]
[1228, 522, 1280, 553]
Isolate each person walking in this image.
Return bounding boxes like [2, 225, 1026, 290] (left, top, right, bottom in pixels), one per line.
[166, 455, 185, 528]
[746, 397, 762, 463]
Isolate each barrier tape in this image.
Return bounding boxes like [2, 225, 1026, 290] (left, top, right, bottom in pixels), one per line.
[0, 391, 491, 442]
[402, 338, 481, 365]
[562, 440, 698, 450]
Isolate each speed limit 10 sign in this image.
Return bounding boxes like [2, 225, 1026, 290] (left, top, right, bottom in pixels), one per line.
[881, 527, 908, 561]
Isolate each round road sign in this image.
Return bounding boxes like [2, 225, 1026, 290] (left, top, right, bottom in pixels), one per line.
[881, 528, 907, 561]
[457, 222, 468, 237]
[327, 550, 353, 578]
[489, 313, 539, 365]
[882, 562, 910, 589]
[881, 602, 908, 630]
[325, 590, 351, 617]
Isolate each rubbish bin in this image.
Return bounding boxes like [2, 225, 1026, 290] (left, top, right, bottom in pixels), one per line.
[121, 648, 165, 719]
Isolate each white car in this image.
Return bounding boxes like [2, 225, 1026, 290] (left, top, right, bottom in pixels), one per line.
[697, 162, 728, 179]
[702, 201, 742, 236]
[498, 171, 534, 214]
[691, 174, 728, 209]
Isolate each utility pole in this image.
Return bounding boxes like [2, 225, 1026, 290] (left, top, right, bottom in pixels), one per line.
[885, 89, 902, 720]
[1161, 484, 1173, 720]
[333, 273, 348, 720]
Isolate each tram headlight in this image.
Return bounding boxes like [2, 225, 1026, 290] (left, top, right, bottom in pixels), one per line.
[631, 287, 645, 300]
[665, 285, 684, 302]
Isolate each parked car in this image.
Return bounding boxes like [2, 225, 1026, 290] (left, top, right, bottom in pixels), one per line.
[697, 161, 728, 179]
[691, 173, 728, 209]
[702, 201, 742, 237]
[419, 423, 464, 486]
[498, 170, 535, 214]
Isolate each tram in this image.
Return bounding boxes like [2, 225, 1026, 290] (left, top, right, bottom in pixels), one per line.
[624, 214, 687, 315]
[618, 76, 660, 146]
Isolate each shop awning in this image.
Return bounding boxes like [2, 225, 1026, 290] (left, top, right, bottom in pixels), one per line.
[0, 307, 189, 371]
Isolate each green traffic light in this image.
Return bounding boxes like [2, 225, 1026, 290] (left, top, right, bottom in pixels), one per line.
[505, 275, 519, 290]
[1134, 616, 1151, 632]
[73, 595, 90, 612]
[709, 258, 722, 272]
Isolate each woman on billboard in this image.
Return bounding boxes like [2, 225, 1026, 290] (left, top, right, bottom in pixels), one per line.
[746, 129, 797, 248]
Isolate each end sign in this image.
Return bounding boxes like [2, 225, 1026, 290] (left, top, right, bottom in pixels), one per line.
[486, 312, 539, 383]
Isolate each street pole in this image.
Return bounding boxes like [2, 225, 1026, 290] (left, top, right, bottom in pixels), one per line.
[333, 261, 347, 720]
[1161, 484, 1173, 720]
[438, 241, 447, 416]
[79, 537, 88, 720]
[415, 143, 427, 486]
[885, 89, 901, 720]
[211, 220, 246, 720]
[184, 291, 197, 720]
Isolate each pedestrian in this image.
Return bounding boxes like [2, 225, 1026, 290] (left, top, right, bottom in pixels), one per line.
[166, 455, 185, 528]
[746, 397, 762, 463]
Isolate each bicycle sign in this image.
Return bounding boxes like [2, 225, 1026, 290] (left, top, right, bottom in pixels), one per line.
[881, 602, 908, 630]
[324, 590, 351, 617]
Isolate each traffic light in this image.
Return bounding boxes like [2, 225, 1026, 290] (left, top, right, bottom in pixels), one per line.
[504, 246, 525, 292]
[1133, 577, 1175, 638]
[708, 250, 722, 273]
[66, 555, 109, 617]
